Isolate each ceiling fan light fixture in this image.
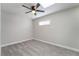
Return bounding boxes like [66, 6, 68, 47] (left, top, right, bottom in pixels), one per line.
[32, 10, 36, 15]
[32, 10, 35, 13]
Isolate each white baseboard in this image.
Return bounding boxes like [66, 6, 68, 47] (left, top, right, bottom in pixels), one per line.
[1, 38, 79, 53]
[34, 39, 79, 53]
[1, 39, 32, 47]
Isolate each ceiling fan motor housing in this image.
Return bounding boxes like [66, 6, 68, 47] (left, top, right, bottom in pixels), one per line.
[32, 6, 36, 10]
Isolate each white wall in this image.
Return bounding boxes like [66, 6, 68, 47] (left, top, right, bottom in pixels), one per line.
[33, 6, 79, 50]
[1, 8, 32, 46]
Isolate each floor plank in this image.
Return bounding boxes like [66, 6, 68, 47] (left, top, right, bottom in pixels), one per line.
[1, 39, 79, 56]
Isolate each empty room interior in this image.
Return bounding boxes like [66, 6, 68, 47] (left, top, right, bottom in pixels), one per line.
[1, 3, 79, 56]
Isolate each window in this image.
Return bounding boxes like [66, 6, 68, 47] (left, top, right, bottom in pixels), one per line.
[40, 2, 55, 8]
[38, 20, 50, 26]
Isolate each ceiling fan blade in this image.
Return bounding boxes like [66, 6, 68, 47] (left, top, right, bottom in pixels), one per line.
[36, 10, 45, 12]
[25, 11, 32, 14]
[22, 5, 31, 10]
[36, 3, 40, 9]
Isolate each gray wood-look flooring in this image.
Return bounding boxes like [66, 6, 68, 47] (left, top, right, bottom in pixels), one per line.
[1, 39, 79, 56]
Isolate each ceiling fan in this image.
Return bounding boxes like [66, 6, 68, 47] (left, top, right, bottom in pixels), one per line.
[22, 3, 45, 15]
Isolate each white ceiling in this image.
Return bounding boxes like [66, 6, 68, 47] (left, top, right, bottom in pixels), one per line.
[1, 3, 79, 19]
[33, 3, 79, 19]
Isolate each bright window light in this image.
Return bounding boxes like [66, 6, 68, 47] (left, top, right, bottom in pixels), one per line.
[39, 20, 50, 26]
[40, 2, 55, 8]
